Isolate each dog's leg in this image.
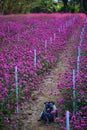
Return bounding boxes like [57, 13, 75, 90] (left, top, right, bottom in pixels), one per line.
[38, 103, 46, 122]
[45, 115, 49, 124]
[38, 112, 43, 121]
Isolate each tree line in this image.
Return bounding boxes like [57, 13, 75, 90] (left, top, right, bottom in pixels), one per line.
[0, 0, 87, 14]
[62, 0, 87, 13]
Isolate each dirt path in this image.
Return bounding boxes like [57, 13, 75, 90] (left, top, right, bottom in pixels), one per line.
[19, 61, 66, 130]
[17, 34, 76, 130]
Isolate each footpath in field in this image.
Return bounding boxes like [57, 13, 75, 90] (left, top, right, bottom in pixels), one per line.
[18, 32, 77, 130]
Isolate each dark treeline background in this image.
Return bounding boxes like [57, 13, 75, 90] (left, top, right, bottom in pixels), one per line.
[0, 0, 87, 14]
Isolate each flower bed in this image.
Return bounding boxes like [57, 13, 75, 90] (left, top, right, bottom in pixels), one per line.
[55, 15, 87, 130]
[0, 13, 86, 129]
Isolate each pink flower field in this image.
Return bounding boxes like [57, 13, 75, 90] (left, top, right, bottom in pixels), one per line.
[0, 13, 87, 130]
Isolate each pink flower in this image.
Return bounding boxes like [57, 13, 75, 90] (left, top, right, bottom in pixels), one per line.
[0, 97, 4, 101]
[74, 125, 81, 130]
[6, 104, 11, 109]
[51, 110, 56, 115]
[4, 117, 9, 123]
[55, 117, 59, 121]
[12, 121, 16, 125]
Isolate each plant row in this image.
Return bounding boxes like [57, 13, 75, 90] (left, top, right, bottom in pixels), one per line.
[55, 16, 87, 130]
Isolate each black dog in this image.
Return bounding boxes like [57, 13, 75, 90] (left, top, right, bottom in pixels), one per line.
[38, 101, 58, 123]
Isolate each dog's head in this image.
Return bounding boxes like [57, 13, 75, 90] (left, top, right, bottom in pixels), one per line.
[44, 101, 55, 113]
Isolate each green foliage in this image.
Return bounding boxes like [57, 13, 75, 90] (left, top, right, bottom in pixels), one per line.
[54, 2, 63, 12]
[0, 0, 58, 14]
[39, 0, 54, 13]
[0, 0, 87, 14]
[29, 0, 41, 13]
[67, 3, 80, 13]
[30, 0, 55, 13]
[0, 0, 29, 14]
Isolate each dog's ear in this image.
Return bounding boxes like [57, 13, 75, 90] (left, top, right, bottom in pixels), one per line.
[44, 102, 48, 104]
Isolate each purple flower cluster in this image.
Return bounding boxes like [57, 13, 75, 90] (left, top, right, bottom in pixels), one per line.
[0, 13, 86, 128]
[55, 15, 87, 130]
